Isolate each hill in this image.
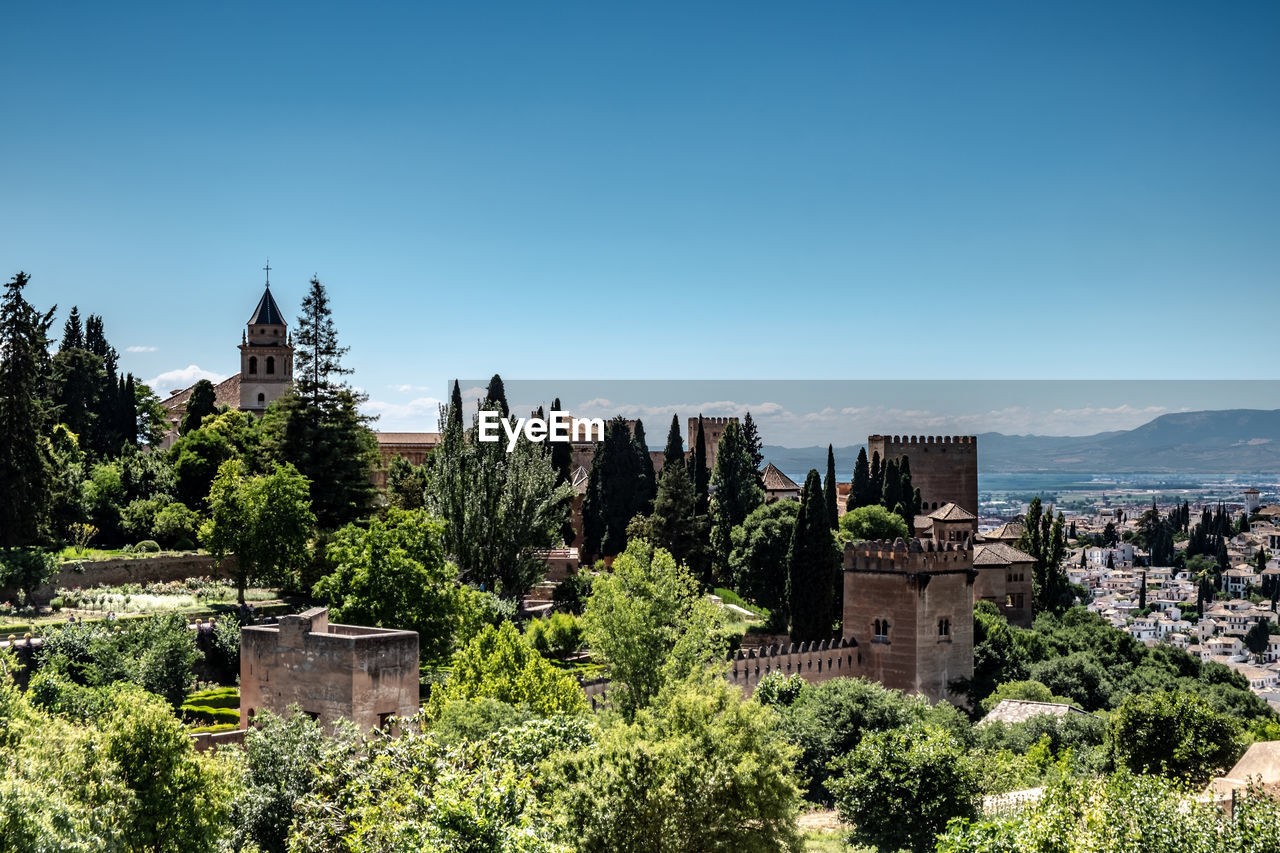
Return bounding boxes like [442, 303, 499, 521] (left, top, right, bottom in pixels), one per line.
[764, 409, 1280, 479]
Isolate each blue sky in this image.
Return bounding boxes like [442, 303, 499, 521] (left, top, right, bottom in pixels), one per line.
[3, 2, 1278, 433]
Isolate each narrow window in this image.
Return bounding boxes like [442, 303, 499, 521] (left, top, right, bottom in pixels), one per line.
[248, 355, 258, 374]
[257, 392, 265, 406]
[266, 355, 275, 375]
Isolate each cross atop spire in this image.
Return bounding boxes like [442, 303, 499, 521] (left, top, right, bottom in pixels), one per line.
[263, 259, 272, 288]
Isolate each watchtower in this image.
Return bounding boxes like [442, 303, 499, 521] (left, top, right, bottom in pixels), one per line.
[688, 416, 738, 474]
[867, 435, 978, 518]
[238, 264, 294, 413]
[842, 538, 975, 704]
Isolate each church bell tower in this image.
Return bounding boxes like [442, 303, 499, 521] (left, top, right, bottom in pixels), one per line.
[239, 262, 294, 413]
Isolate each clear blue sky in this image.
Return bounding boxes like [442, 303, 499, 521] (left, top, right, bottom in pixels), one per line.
[4, 2, 1278, 431]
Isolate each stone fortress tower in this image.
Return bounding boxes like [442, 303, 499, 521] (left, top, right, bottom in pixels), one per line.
[867, 434, 978, 517]
[238, 267, 294, 413]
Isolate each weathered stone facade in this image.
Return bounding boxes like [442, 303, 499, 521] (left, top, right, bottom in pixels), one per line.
[867, 434, 978, 517]
[240, 607, 419, 732]
[843, 539, 975, 704]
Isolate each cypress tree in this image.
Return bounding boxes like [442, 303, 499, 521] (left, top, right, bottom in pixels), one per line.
[117, 373, 138, 450]
[581, 417, 650, 558]
[824, 444, 838, 529]
[787, 469, 838, 642]
[181, 378, 217, 435]
[869, 451, 882, 501]
[0, 272, 53, 547]
[742, 411, 765, 482]
[549, 397, 572, 486]
[633, 418, 656, 507]
[881, 458, 901, 515]
[898, 456, 920, 517]
[449, 379, 464, 433]
[849, 447, 870, 510]
[485, 373, 509, 419]
[649, 461, 700, 568]
[662, 413, 684, 471]
[690, 415, 709, 516]
[1138, 571, 1147, 611]
[710, 422, 765, 575]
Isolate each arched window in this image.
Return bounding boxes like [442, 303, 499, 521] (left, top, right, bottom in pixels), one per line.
[257, 392, 265, 406]
[266, 356, 275, 375]
[248, 356, 258, 375]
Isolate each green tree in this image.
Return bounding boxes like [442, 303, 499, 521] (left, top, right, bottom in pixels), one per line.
[824, 444, 838, 529]
[662, 412, 685, 471]
[425, 405, 573, 595]
[1108, 690, 1240, 785]
[268, 277, 378, 529]
[839, 504, 910, 542]
[200, 459, 315, 602]
[580, 539, 727, 719]
[690, 415, 710, 515]
[549, 396, 573, 486]
[742, 411, 765, 481]
[0, 271, 53, 547]
[1019, 497, 1069, 613]
[179, 378, 217, 434]
[827, 726, 978, 853]
[634, 417, 657, 505]
[0, 549, 57, 607]
[729, 500, 799, 629]
[385, 454, 428, 509]
[1243, 619, 1271, 659]
[849, 446, 871, 510]
[484, 372, 509, 418]
[646, 460, 704, 569]
[710, 421, 765, 575]
[314, 509, 475, 659]
[582, 417, 651, 559]
[787, 470, 839, 641]
[429, 621, 588, 717]
[549, 677, 803, 853]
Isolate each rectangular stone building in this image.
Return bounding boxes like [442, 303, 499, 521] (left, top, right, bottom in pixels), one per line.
[240, 607, 419, 732]
[842, 538, 975, 704]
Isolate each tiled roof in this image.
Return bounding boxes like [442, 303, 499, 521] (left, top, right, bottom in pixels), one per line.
[984, 521, 1025, 542]
[979, 699, 1086, 726]
[160, 374, 239, 411]
[761, 462, 799, 491]
[375, 432, 442, 446]
[250, 286, 286, 326]
[929, 502, 976, 521]
[973, 542, 1036, 567]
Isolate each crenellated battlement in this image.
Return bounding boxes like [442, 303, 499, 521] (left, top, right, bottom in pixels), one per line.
[693, 416, 738, 426]
[867, 434, 976, 446]
[843, 537, 974, 573]
[727, 637, 858, 691]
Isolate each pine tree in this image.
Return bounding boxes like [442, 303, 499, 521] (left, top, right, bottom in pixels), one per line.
[787, 469, 838, 642]
[849, 447, 870, 511]
[881, 458, 901, 516]
[181, 378, 217, 434]
[690, 415, 709, 516]
[485, 373, 509, 419]
[662, 413, 684, 472]
[84, 313, 117, 378]
[60, 306, 83, 350]
[824, 445, 838, 529]
[0, 272, 53, 547]
[898, 456, 920, 518]
[270, 276, 377, 530]
[634, 418, 656, 507]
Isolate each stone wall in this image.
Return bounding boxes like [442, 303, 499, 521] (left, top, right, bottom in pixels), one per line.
[16, 554, 235, 602]
[867, 434, 978, 516]
[727, 639, 859, 692]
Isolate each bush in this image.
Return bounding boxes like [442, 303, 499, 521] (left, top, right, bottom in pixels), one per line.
[135, 540, 161, 553]
[48, 597, 64, 611]
[189, 722, 239, 734]
[153, 502, 200, 549]
[185, 686, 239, 709]
[552, 572, 593, 614]
[181, 704, 241, 725]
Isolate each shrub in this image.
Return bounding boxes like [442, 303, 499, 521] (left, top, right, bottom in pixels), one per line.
[181, 704, 241, 726]
[153, 502, 200, 549]
[553, 572, 593, 614]
[135, 540, 161, 553]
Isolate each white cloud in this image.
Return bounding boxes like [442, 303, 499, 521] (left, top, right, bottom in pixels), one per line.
[390, 383, 435, 393]
[125, 345, 157, 353]
[363, 396, 444, 431]
[145, 365, 225, 393]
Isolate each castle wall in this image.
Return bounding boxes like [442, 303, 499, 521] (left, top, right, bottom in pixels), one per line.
[688, 416, 738, 474]
[867, 435, 978, 516]
[727, 639, 859, 692]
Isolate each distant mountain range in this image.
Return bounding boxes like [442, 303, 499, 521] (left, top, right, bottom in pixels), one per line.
[764, 409, 1280, 479]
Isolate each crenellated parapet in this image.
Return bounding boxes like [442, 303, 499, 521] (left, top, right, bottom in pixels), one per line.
[727, 637, 858, 691]
[843, 537, 975, 574]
